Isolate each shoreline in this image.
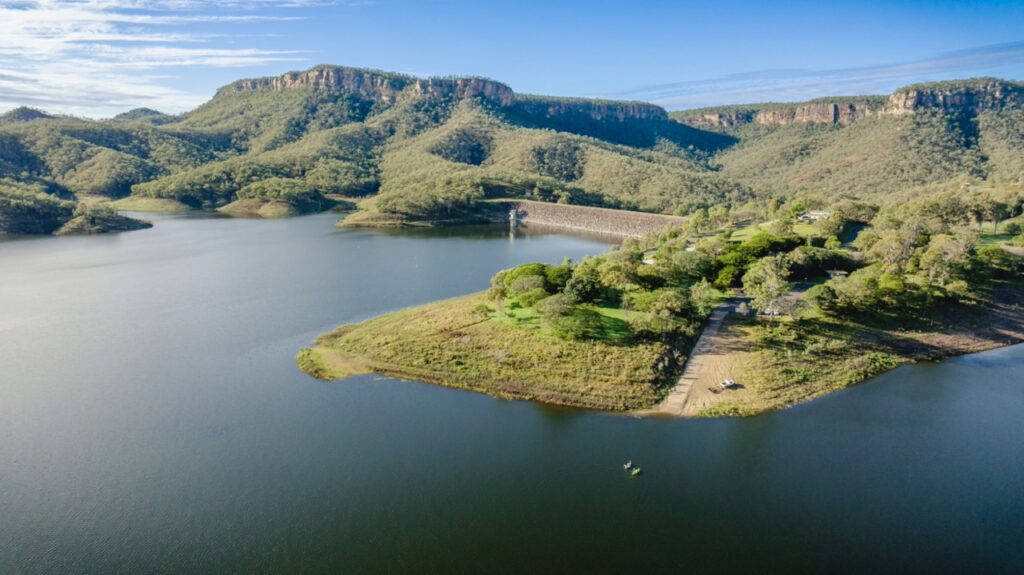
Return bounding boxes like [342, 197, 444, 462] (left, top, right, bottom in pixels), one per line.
[298, 285, 1024, 418]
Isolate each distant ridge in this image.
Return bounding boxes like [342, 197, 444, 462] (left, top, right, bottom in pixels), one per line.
[0, 106, 54, 124]
[672, 77, 1024, 128]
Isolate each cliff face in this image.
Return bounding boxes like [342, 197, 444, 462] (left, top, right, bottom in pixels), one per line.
[755, 102, 876, 126]
[223, 66, 514, 106]
[679, 101, 881, 128]
[220, 65, 665, 123]
[888, 79, 1024, 114]
[513, 97, 668, 123]
[675, 79, 1024, 128]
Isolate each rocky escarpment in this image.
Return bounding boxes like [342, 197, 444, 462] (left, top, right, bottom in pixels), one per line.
[754, 101, 877, 126]
[222, 65, 514, 106]
[888, 78, 1024, 114]
[675, 78, 1024, 128]
[677, 100, 883, 129]
[221, 65, 666, 124]
[512, 95, 668, 123]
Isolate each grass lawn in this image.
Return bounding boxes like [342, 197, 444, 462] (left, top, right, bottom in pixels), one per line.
[729, 220, 821, 242]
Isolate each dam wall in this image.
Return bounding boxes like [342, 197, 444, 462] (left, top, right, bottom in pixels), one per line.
[501, 200, 685, 238]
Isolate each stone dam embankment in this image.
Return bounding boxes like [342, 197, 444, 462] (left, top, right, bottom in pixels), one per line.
[498, 200, 685, 237]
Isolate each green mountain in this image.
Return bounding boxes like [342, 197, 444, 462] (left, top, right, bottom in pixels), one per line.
[671, 78, 1024, 206]
[2, 67, 1023, 235]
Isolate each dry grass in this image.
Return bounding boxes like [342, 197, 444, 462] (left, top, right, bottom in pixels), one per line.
[694, 285, 1024, 416]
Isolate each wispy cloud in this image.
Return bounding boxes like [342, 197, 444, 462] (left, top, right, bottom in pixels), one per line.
[0, 0, 334, 116]
[617, 41, 1024, 110]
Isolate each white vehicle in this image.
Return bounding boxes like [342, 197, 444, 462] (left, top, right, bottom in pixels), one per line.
[720, 379, 739, 389]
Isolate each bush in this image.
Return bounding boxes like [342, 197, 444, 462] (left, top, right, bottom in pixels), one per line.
[517, 287, 550, 307]
[548, 307, 604, 340]
[508, 274, 547, 296]
[625, 288, 689, 318]
[544, 262, 572, 290]
[628, 314, 680, 341]
[714, 264, 741, 289]
[1004, 222, 1022, 236]
[563, 270, 602, 303]
[502, 263, 549, 290]
[537, 293, 575, 318]
[806, 284, 838, 311]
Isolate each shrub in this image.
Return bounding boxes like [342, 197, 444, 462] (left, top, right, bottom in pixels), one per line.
[714, 264, 741, 289]
[628, 314, 680, 341]
[806, 284, 838, 311]
[508, 274, 546, 296]
[517, 287, 550, 307]
[502, 263, 549, 290]
[537, 293, 575, 318]
[544, 262, 572, 290]
[563, 270, 602, 303]
[548, 307, 604, 340]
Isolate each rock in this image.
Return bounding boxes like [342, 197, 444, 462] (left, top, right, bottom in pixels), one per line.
[674, 78, 1024, 128]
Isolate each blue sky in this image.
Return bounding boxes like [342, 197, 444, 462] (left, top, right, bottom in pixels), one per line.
[2, 0, 1024, 117]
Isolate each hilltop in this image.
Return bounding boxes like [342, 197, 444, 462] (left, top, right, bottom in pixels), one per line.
[2, 68, 1023, 235]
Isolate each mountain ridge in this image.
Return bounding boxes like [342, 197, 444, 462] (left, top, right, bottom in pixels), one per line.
[673, 77, 1024, 128]
[1, 66, 1022, 236]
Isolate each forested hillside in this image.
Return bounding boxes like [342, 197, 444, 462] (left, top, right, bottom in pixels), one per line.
[671, 78, 1024, 209]
[2, 67, 1023, 235]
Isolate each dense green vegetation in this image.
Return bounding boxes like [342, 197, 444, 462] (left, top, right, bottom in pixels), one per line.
[301, 189, 1024, 412]
[3, 69, 1024, 237]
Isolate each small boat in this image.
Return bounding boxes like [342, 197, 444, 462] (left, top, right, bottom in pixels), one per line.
[623, 460, 633, 470]
[630, 467, 642, 476]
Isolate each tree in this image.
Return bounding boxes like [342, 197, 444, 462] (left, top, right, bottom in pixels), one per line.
[563, 267, 602, 303]
[768, 217, 794, 236]
[708, 205, 730, 228]
[742, 255, 791, 317]
[668, 250, 713, 282]
[920, 233, 974, 286]
[689, 279, 716, 318]
[987, 200, 1010, 233]
[686, 208, 711, 234]
[597, 250, 641, 291]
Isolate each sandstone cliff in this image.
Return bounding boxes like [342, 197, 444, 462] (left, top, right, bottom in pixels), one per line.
[512, 95, 668, 123]
[888, 78, 1024, 114]
[674, 78, 1024, 128]
[223, 65, 511, 107]
[220, 65, 665, 123]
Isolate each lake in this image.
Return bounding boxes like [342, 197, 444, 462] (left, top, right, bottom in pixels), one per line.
[1, 213, 1022, 573]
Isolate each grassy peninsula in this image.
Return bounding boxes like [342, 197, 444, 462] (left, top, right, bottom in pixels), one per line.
[301, 192, 1024, 415]
[298, 293, 681, 410]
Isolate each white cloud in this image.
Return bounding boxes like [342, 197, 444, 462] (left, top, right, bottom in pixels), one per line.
[0, 0, 328, 116]
[615, 41, 1024, 110]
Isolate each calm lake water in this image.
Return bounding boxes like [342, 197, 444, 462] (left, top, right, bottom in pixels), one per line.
[2, 213, 1022, 574]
